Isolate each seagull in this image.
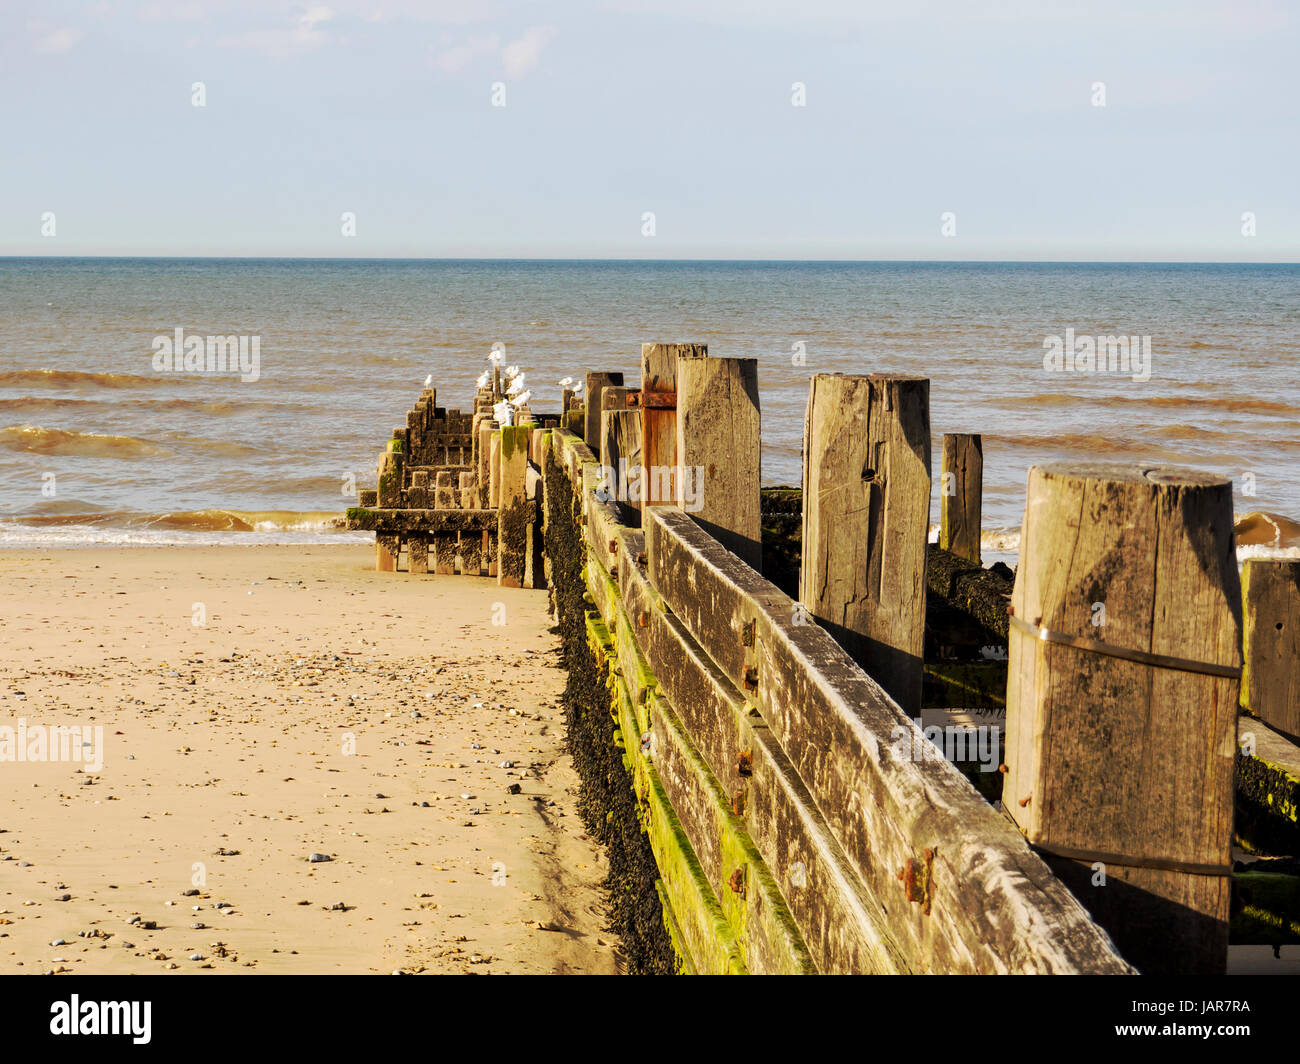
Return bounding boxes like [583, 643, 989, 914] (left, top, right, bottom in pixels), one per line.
[504, 364, 520, 380]
[508, 389, 532, 408]
[557, 376, 574, 389]
[492, 399, 513, 425]
[487, 349, 503, 364]
[424, 374, 432, 387]
[571, 380, 584, 396]
[506, 375, 526, 397]
[476, 371, 490, 389]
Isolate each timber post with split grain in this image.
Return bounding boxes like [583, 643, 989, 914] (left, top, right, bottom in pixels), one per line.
[342, 346, 1300, 974]
[800, 373, 931, 715]
[940, 432, 983, 564]
[1004, 463, 1241, 975]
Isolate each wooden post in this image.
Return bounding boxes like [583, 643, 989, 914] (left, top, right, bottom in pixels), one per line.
[641, 343, 701, 510]
[377, 445, 403, 508]
[599, 386, 629, 508]
[1004, 462, 1241, 975]
[477, 422, 494, 509]
[940, 433, 982, 564]
[601, 406, 643, 521]
[435, 471, 455, 510]
[799, 373, 930, 714]
[584, 371, 624, 459]
[489, 431, 502, 510]
[1241, 558, 1300, 742]
[407, 470, 428, 510]
[376, 534, 399, 573]
[409, 535, 429, 574]
[433, 534, 457, 575]
[496, 425, 530, 588]
[675, 352, 761, 571]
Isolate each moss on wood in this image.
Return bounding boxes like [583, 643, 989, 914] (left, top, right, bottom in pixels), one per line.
[543, 440, 675, 974]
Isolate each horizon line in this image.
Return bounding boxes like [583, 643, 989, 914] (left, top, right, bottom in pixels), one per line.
[3, 255, 1299, 266]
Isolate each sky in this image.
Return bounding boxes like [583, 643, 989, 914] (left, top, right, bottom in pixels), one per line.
[2, 0, 1297, 260]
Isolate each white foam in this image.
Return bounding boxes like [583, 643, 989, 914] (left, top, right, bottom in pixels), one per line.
[0, 524, 371, 548]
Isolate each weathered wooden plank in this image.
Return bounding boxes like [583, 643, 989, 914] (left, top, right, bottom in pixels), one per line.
[647, 692, 815, 974]
[586, 557, 653, 734]
[675, 352, 762, 571]
[800, 373, 931, 715]
[629, 564, 907, 973]
[582, 462, 627, 578]
[645, 505, 1132, 974]
[1241, 558, 1300, 741]
[589, 614, 745, 974]
[940, 433, 983, 564]
[345, 508, 498, 534]
[1004, 462, 1239, 975]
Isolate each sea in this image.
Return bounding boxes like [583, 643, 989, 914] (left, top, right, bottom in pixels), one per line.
[2, 258, 1298, 562]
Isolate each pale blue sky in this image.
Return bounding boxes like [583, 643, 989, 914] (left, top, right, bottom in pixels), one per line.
[3, 0, 1297, 259]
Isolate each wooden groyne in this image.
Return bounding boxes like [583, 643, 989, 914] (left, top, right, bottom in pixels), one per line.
[347, 352, 1300, 974]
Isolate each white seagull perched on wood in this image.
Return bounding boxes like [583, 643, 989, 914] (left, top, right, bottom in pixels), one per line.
[492, 399, 513, 425]
[557, 376, 574, 389]
[508, 389, 532, 408]
[476, 370, 490, 389]
[487, 349, 503, 364]
[504, 364, 520, 380]
[571, 380, 584, 396]
[424, 374, 432, 387]
[506, 374, 526, 397]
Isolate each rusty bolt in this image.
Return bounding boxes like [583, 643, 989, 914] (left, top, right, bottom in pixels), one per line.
[637, 610, 649, 628]
[741, 619, 756, 647]
[608, 539, 618, 554]
[737, 751, 753, 777]
[742, 667, 758, 691]
[731, 788, 746, 816]
[898, 848, 935, 916]
[997, 763, 1009, 774]
[1018, 794, 1032, 807]
[728, 868, 746, 897]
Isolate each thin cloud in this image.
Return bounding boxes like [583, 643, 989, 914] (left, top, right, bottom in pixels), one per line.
[432, 34, 500, 74]
[216, 7, 335, 56]
[35, 27, 83, 54]
[501, 25, 556, 79]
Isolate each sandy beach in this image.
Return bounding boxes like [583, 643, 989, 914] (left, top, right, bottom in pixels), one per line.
[0, 544, 617, 975]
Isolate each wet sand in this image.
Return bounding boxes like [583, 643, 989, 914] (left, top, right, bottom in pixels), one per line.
[0, 545, 617, 975]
